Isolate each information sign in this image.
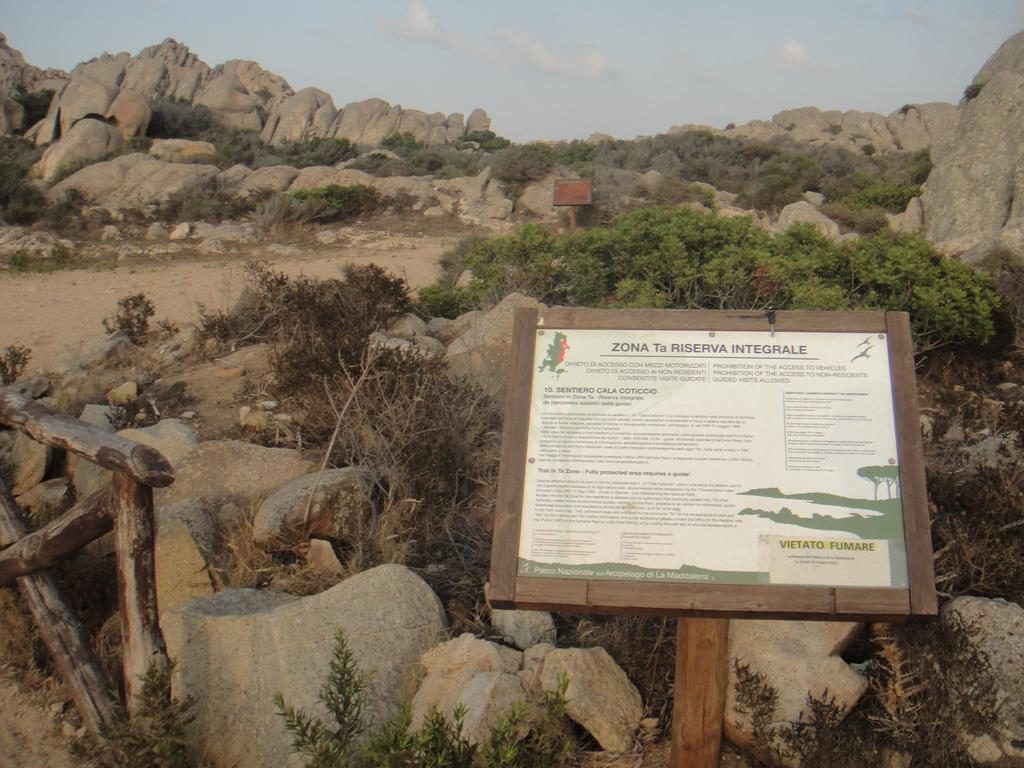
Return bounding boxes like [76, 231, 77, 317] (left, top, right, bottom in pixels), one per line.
[489, 308, 936, 621]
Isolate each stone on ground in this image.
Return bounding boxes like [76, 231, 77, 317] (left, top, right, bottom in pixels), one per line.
[942, 596, 1024, 765]
[724, 620, 866, 767]
[491, 608, 556, 650]
[538, 646, 643, 753]
[252, 467, 375, 546]
[163, 564, 446, 768]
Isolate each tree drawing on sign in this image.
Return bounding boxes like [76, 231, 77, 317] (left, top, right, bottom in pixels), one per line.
[857, 465, 900, 500]
[737, 465, 903, 540]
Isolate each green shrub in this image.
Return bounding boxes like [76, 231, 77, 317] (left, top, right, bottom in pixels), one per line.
[157, 180, 256, 223]
[964, 82, 985, 101]
[381, 131, 426, 155]
[843, 183, 921, 213]
[0, 136, 46, 224]
[12, 86, 54, 131]
[103, 293, 155, 343]
[433, 207, 1003, 352]
[290, 184, 380, 222]
[489, 144, 556, 193]
[415, 284, 474, 319]
[147, 98, 217, 139]
[267, 137, 358, 168]
[92, 660, 196, 768]
[820, 201, 889, 235]
[275, 629, 364, 768]
[0, 344, 31, 384]
[460, 130, 512, 151]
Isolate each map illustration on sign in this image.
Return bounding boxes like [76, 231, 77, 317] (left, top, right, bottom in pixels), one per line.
[516, 329, 909, 589]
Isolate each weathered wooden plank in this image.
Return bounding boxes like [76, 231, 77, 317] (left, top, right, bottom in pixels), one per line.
[112, 473, 168, 715]
[671, 618, 729, 768]
[886, 312, 937, 617]
[0, 487, 113, 586]
[536, 309, 888, 333]
[0, 478, 118, 737]
[834, 587, 910, 617]
[488, 307, 539, 604]
[0, 388, 174, 487]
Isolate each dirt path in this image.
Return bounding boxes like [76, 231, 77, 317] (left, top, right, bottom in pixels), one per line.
[0, 674, 85, 768]
[0, 230, 455, 375]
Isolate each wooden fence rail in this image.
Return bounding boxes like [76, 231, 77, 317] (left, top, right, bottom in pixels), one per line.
[0, 385, 175, 728]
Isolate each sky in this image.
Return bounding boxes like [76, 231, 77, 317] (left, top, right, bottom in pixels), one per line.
[2, 1, 1021, 142]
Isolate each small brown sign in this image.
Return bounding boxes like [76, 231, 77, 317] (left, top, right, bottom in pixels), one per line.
[553, 179, 593, 207]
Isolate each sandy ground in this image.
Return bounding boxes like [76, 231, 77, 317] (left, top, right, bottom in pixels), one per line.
[0, 674, 86, 768]
[0, 229, 454, 375]
[0, 227, 454, 767]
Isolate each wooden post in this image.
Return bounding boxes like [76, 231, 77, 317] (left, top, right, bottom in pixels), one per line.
[0, 479, 119, 737]
[568, 205, 577, 231]
[112, 473, 168, 714]
[0, 487, 114, 585]
[671, 618, 729, 768]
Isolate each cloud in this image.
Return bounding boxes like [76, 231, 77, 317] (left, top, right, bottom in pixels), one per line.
[390, 0, 460, 50]
[778, 40, 810, 67]
[498, 28, 615, 80]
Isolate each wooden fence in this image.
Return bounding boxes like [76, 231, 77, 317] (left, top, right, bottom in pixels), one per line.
[0, 386, 175, 735]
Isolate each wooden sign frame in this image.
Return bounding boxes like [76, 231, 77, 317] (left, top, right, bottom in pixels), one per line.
[488, 308, 937, 622]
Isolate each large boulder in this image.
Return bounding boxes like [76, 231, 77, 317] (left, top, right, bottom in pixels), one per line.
[237, 165, 300, 197]
[148, 139, 218, 164]
[886, 102, 959, 154]
[252, 467, 376, 546]
[724, 620, 867, 766]
[538, 647, 643, 753]
[46, 153, 219, 208]
[32, 75, 119, 146]
[163, 564, 446, 767]
[31, 118, 123, 184]
[444, 292, 545, 396]
[410, 633, 525, 744]
[155, 439, 316, 509]
[261, 87, 337, 145]
[155, 497, 219, 614]
[436, 167, 514, 227]
[104, 88, 151, 139]
[942, 597, 1024, 765]
[922, 66, 1024, 257]
[776, 201, 840, 239]
[194, 71, 261, 132]
[330, 98, 402, 146]
[9, 432, 51, 496]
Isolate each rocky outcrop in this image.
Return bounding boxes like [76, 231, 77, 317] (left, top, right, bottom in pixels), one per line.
[922, 31, 1024, 258]
[942, 597, 1024, 765]
[410, 634, 526, 745]
[444, 292, 545, 396]
[673, 102, 958, 155]
[147, 138, 217, 164]
[46, 153, 219, 208]
[725, 620, 867, 767]
[251, 467, 376, 546]
[31, 118, 123, 183]
[163, 564, 447, 767]
[538, 647, 643, 753]
[775, 201, 840, 239]
[260, 87, 337, 145]
[155, 439, 315, 509]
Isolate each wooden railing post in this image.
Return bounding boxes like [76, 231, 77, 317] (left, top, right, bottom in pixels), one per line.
[0, 479, 119, 737]
[112, 472, 168, 714]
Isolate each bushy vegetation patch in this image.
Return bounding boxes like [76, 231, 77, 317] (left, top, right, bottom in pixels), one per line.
[348, 145, 480, 179]
[201, 262, 501, 617]
[0, 135, 46, 224]
[12, 86, 54, 131]
[429, 208, 1003, 352]
[290, 184, 381, 223]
